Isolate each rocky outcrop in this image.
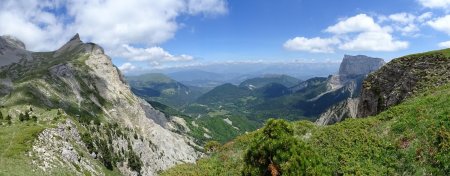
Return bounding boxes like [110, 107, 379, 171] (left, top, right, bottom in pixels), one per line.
[339, 55, 385, 76]
[315, 55, 384, 125]
[30, 119, 104, 175]
[358, 51, 450, 117]
[315, 98, 359, 125]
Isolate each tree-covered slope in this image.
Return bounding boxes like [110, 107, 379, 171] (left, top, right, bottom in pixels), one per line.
[162, 82, 450, 175]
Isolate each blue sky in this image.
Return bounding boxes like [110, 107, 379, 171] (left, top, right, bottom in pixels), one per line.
[161, 0, 444, 61]
[2, 0, 450, 74]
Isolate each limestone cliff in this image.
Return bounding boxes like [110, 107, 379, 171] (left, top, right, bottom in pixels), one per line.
[358, 50, 450, 117]
[339, 55, 385, 76]
[0, 34, 200, 175]
[315, 55, 384, 125]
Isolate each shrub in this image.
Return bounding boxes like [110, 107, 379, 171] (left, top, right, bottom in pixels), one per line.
[128, 144, 142, 175]
[242, 119, 325, 176]
[204, 140, 221, 153]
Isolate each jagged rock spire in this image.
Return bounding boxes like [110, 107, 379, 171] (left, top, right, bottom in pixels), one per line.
[70, 33, 81, 42]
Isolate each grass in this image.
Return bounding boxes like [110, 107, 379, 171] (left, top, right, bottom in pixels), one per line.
[0, 122, 47, 175]
[162, 83, 450, 175]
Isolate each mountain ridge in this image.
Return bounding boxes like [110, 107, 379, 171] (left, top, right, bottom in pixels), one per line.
[0, 34, 201, 175]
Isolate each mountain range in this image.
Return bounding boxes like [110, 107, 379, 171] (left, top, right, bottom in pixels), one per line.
[163, 48, 450, 176]
[127, 55, 385, 143]
[1, 33, 449, 176]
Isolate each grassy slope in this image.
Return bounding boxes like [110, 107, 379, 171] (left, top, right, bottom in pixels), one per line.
[162, 83, 450, 175]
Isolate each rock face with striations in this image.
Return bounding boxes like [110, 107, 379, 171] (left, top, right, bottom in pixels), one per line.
[358, 50, 450, 117]
[339, 55, 385, 76]
[316, 55, 385, 125]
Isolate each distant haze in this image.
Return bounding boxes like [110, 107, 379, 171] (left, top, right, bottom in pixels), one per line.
[126, 62, 340, 87]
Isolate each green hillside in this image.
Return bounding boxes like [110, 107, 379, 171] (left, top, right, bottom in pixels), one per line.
[163, 49, 450, 175]
[162, 82, 450, 175]
[239, 74, 301, 89]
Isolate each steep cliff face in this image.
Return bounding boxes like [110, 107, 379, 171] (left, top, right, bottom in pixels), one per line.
[0, 34, 200, 175]
[315, 98, 359, 125]
[316, 55, 384, 125]
[358, 49, 450, 117]
[339, 55, 385, 76]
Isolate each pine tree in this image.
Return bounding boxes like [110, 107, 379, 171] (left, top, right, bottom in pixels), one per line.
[242, 119, 325, 176]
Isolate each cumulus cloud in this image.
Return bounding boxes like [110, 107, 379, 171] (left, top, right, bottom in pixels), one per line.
[187, 0, 228, 15]
[386, 13, 421, 36]
[418, 12, 433, 22]
[283, 37, 339, 53]
[418, 0, 450, 9]
[0, 0, 227, 69]
[118, 62, 137, 74]
[339, 32, 409, 51]
[0, 0, 70, 51]
[117, 45, 194, 62]
[438, 40, 450, 48]
[325, 14, 384, 34]
[286, 14, 409, 53]
[334, 15, 408, 51]
[389, 13, 416, 24]
[428, 15, 450, 35]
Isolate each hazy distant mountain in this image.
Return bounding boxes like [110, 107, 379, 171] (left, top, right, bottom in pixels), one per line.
[239, 74, 301, 90]
[167, 70, 228, 88]
[127, 73, 207, 107]
[151, 62, 340, 85]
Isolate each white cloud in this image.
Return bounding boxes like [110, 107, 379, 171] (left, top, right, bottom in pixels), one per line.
[428, 15, 450, 35]
[389, 13, 416, 24]
[0, 0, 70, 51]
[118, 62, 137, 74]
[187, 0, 228, 15]
[286, 14, 409, 53]
[0, 0, 227, 68]
[339, 32, 409, 51]
[418, 12, 433, 22]
[117, 45, 194, 63]
[418, 0, 450, 9]
[325, 14, 384, 34]
[384, 13, 422, 36]
[283, 37, 339, 53]
[67, 0, 227, 48]
[438, 40, 450, 47]
[330, 14, 408, 51]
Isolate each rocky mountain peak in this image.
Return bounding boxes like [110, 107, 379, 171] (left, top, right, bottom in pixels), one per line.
[0, 33, 200, 175]
[70, 33, 81, 42]
[0, 35, 26, 50]
[338, 55, 385, 76]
